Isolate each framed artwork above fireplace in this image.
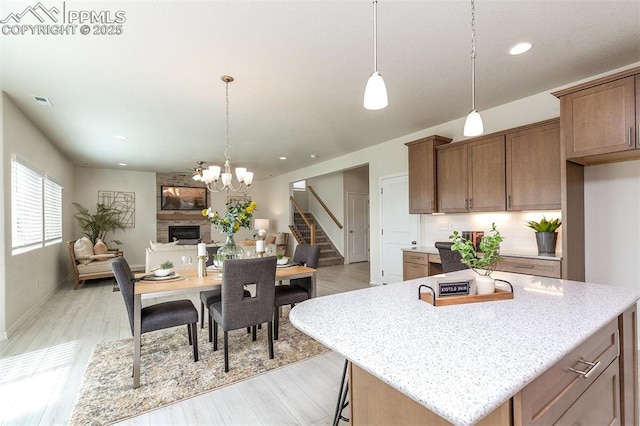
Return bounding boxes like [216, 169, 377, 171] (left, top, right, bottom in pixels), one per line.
[160, 185, 207, 211]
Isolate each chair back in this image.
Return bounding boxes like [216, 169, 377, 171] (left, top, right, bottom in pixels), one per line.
[293, 244, 321, 268]
[110, 256, 136, 334]
[221, 257, 277, 330]
[434, 242, 468, 273]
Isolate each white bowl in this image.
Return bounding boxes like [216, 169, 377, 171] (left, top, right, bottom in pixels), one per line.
[154, 268, 173, 277]
[277, 257, 289, 265]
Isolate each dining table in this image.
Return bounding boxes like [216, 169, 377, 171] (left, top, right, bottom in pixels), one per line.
[131, 263, 317, 388]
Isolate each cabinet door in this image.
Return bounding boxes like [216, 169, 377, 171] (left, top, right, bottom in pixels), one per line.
[562, 75, 636, 158]
[437, 144, 468, 213]
[406, 136, 451, 214]
[468, 135, 506, 212]
[506, 122, 561, 210]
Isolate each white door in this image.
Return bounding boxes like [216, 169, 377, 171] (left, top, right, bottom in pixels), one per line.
[347, 192, 369, 263]
[381, 174, 419, 284]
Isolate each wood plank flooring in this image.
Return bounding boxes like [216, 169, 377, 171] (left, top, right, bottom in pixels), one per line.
[0, 261, 371, 426]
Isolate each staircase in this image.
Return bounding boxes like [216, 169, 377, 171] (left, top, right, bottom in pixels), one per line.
[290, 212, 344, 267]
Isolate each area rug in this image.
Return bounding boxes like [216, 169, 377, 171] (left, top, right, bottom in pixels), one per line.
[70, 310, 327, 425]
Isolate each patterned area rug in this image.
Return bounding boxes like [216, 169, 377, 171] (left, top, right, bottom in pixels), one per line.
[70, 310, 327, 425]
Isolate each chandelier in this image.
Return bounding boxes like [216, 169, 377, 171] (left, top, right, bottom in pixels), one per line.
[198, 75, 253, 193]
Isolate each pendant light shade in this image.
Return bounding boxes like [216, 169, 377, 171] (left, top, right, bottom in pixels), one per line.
[364, 71, 388, 110]
[463, 0, 484, 137]
[463, 109, 484, 137]
[363, 1, 388, 110]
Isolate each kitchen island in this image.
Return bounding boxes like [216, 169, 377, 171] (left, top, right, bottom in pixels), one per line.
[290, 270, 639, 425]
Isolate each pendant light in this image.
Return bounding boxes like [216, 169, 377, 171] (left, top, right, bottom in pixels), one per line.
[363, 0, 388, 110]
[463, 0, 484, 137]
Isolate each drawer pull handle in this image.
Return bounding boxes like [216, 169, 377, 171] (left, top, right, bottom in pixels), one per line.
[568, 359, 601, 379]
[515, 264, 535, 269]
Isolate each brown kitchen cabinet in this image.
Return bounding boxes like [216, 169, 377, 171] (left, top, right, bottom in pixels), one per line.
[506, 120, 561, 210]
[553, 68, 640, 165]
[437, 135, 506, 213]
[405, 135, 452, 214]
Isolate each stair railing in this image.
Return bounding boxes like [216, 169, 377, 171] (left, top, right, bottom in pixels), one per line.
[307, 186, 343, 229]
[290, 196, 316, 245]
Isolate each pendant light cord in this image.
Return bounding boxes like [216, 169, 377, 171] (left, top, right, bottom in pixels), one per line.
[224, 79, 231, 161]
[373, 0, 378, 72]
[470, 0, 477, 111]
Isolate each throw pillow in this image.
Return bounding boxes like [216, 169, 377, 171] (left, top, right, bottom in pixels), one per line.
[93, 239, 108, 255]
[74, 237, 94, 265]
[275, 232, 286, 246]
[149, 240, 179, 251]
[265, 235, 276, 244]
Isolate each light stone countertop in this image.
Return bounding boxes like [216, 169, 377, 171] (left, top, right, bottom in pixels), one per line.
[290, 270, 639, 425]
[404, 245, 561, 261]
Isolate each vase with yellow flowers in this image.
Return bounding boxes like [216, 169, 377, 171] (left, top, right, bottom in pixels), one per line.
[203, 199, 257, 264]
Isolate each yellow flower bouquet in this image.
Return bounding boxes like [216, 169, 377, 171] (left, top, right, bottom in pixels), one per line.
[203, 199, 257, 236]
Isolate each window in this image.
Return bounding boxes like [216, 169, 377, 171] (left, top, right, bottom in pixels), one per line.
[11, 157, 63, 254]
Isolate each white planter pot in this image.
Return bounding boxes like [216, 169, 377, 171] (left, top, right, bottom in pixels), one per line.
[475, 275, 495, 295]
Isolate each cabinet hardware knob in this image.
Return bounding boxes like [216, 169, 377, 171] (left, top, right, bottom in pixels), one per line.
[469, 198, 473, 209]
[411, 241, 417, 245]
[568, 359, 601, 379]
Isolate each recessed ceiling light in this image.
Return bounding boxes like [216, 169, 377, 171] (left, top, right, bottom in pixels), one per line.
[33, 96, 53, 107]
[118, 163, 127, 166]
[310, 154, 318, 159]
[279, 157, 287, 160]
[114, 135, 128, 140]
[509, 42, 532, 55]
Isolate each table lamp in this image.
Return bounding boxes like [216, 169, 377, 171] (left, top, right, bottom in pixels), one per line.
[254, 218, 270, 256]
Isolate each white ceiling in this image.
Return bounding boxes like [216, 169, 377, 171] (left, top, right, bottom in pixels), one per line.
[2, 1, 639, 180]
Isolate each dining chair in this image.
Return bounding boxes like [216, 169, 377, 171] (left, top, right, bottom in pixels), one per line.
[110, 256, 199, 362]
[210, 256, 277, 372]
[434, 241, 468, 273]
[273, 244, 320, 340]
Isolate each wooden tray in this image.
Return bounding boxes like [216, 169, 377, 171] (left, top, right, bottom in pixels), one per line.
[419, 286, 513, 307]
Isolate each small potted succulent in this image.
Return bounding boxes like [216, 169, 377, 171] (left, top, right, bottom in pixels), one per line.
[450, 223, 504, 294]
[526, 216, 561, 256]
[154, 260, 174, 277]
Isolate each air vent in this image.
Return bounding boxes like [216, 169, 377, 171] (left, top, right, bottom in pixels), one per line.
[33, 96, 53, 107]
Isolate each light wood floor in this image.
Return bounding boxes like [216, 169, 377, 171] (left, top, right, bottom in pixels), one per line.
[0, 262, 371, 426]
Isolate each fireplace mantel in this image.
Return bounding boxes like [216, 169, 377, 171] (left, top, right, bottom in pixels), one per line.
[156, 213, 203, 221]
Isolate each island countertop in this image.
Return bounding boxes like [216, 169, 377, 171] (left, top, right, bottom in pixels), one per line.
[289, 270, 640, 425]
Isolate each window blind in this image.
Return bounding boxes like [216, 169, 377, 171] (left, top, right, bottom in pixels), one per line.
[44, 177, 63, 244]
[12, 159, 43, 252]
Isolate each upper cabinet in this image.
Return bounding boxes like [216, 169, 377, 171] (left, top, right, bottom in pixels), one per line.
[553, 68, 640, 165]
[406, 135, 452, 214]
[437, 135, 506, 213]
[506, 120, 561, 211]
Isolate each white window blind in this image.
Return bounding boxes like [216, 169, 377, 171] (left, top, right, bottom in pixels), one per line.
[11, 157, 64, 254]
[44, 178, 63, 244]
[12, 159, 43, 252]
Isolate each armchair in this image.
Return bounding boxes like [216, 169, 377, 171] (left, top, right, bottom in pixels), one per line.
[67, 238, 122, 289]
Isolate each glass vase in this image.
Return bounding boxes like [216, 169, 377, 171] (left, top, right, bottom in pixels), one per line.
[217, 233, 244, 272]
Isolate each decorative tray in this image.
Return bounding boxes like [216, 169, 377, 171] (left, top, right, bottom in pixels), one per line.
[418, 279, 513, 307]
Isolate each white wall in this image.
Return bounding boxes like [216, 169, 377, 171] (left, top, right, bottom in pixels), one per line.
[308, 172, 345, 254]
[73, 167, 156, 270]
[3, 93, 76, 338]
[0, 90, 5, 339]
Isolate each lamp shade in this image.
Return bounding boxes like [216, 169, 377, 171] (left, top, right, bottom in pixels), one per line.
[254, 219, 270, 231]
[363, 72, 388, 110]
[463, 110, 484, 137]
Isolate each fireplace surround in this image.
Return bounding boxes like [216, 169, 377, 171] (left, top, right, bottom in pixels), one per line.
[168, 225, 201, 242]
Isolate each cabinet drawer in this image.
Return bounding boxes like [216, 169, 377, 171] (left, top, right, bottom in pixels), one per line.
[514, 319, 619, 425]
[403, 252, 429, 265]
[497, 256, 561, 278]
[403, 262, 429, 281]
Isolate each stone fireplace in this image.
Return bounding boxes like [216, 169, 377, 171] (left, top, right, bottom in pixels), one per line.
[168, 225, 201, 241]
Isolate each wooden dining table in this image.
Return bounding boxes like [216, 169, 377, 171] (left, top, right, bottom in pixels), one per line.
[131, 264, 317, 389]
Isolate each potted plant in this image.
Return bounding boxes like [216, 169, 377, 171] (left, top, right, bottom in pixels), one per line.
[525, 216, 561, 256]
[155, 260, 174, 277]
[73, 202, 126, 247]
[450, 223, 504, 294]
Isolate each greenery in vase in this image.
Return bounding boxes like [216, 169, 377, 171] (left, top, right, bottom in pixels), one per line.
[160, 260, 174, 270]
[73, 202, 126, 246]
[450, 223, 504, 276]
[202, 199, 257, 235]
[525, 216, 561, 233]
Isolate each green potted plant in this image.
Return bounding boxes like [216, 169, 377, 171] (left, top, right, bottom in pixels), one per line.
[155, 260, 174, 277]
[73, 202, 126, 247]
[450, 223, 504, 294]
[525, 216, 561, 256]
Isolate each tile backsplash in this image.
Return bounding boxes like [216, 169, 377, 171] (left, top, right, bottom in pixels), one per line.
[421, 210, 562, 255]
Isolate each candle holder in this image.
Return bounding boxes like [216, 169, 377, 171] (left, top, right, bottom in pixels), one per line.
[196, 255, 208, 278]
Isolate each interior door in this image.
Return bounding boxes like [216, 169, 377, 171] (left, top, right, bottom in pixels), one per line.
[381, 174, 419, 284]
[347, 192, 369, 263]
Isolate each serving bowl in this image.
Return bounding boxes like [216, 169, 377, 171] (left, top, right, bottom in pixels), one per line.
[277, 257, 289, 265]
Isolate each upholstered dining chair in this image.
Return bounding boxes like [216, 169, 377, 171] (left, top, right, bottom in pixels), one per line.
[210, 256, 277, 372]
[110, 256, 199, 362]
[273, 244, 320, 340]
[434, 242, 468, 273]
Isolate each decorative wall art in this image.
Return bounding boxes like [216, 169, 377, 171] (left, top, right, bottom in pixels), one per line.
[99, 190, 135, 228]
